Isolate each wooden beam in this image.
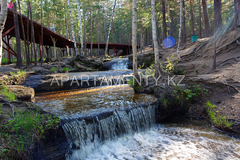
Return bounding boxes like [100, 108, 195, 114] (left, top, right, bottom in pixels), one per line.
[2, 26, 15, 38]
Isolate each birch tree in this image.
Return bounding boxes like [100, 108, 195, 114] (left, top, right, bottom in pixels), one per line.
[104, 0, 117, 57]
[177, 0, 183, 59]
[132, 0, 139, 86]
[76, 0, 83, 55]
[151, 0, 160, 78]
[68, 0, 78, 56]
[0, 0, 8, 66]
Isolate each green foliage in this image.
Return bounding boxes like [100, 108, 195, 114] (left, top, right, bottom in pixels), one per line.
[165, 85, 202, 108]
[2, 70, 27, 85]
[0, 85, 15, 102]
[165, 55, 178, 73]
[0, 109, 60, 157]
[194, 69, 199, 75]
[206, 101, 232, 128]
[127, 77, 142, 92]
[62, 67, 70, 72]
[139, 63, 155, 76]
[51, 67, 57, 73]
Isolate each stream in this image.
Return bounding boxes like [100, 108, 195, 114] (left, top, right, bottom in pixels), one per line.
[34, 58, 240, 160]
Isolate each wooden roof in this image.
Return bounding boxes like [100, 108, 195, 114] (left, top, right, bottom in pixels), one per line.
[3, 9, 76, 48]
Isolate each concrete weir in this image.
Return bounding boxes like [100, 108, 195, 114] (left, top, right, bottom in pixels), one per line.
[23, 70, 135, 92]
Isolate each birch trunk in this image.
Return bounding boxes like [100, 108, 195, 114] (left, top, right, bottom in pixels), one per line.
[68, 0, 78, 56]
[177, 0, 183, 59]
[151, 0, 160, 78]
[132, 0, 139, 86]
[0, 0, 8, 66]
[104, 0, 117, 57]
[76, 0, 83, 55]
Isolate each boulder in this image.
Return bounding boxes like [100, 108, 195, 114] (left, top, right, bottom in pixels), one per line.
[7, 85, 35, 101]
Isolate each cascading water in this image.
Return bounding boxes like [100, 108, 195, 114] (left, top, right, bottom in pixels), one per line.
[61, 104, 156, 160]
[105, 58, 129, 70]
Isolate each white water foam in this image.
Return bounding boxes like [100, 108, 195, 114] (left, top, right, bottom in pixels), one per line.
[69, 125, 240, 160]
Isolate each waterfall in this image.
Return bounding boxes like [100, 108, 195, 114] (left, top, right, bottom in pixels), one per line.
[104, 58, 129, 70]
[61, 104, 156, 160]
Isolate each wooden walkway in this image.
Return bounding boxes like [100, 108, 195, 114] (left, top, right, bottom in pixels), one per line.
[2, 9, 138, 62]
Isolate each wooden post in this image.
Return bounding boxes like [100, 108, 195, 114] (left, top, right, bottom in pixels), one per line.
[50, 35, 58, 59]
[7, 35, 11, 63]
[66, 45, 69, 56]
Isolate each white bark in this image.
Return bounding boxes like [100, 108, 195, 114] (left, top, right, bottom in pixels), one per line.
[151, 0, 160, 78]
[177, 0, 183, 59]
[104, 0, 117, 56]
[76, 0, 83, 55]
[68, 0, 78, 56]
[132, 0, 138, 86]
[0, 0, 8, 66]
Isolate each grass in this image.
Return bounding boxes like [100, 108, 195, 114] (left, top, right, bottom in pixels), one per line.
[2, 70, 27, 85]
[62, 67, 70, 72]
[0, 85, 16, 101]
[51, 67, 57, 73]
[127, 77, 142, 92]
[0, 107, 60, 157]
[206, 101, 233, 128]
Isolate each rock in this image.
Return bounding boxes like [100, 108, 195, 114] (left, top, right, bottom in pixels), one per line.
[74, 55, 103, 70]
[71, 61, 88, 72]
[7, 85, 35, 101]
[128, 52, 156, 69]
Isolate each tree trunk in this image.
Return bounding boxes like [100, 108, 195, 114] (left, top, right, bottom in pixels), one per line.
[199, 0, 202, 38]
[18, 0, 29, 65]
[77, 0, 84, 55]
[64, 3, 69, 39]
[177, 0, 183, 59]
[90, 0, 93, 56]
[30, 0, 37, 65]
[162, 0, 167, 40]
[202, 0, 211, 37]
[27, 1, 30, 63]
[0, 0, 8, 66]
[68, 0, 78, 56]
[104, 0, 117, 57]
[13, 1, 23, 67]
[151, 0, 160, 78]
[103, 3, 107, 41]
[190, 0, 195, 35]
[182, 0, 186, 44]
[214, 0, 222, 32]
[83, 7, 87, 56]
[132, 0, 139, 86]
[41, 0, 43, 64]
[213, 0, 222, 70]
[234, 0, 240, 27]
